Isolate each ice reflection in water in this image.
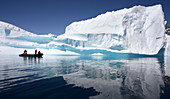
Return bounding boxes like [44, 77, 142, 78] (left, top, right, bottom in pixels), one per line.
[0, 55, 169, 99]
[62, 56, 165, 99]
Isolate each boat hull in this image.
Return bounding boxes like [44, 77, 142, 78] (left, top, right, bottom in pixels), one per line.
[19, 54, 43, 57]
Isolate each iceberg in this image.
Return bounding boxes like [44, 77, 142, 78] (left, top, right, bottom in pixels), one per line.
[60, 4, 166, 55]
[0, 4, 167, 55]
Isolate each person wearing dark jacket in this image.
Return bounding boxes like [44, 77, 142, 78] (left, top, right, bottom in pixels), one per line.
[38, 51, 41, 55]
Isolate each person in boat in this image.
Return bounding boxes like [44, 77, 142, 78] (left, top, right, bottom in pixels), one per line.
[38, 51, 41, 55]
[23, 49, 27, 54]
[35, 49, 37, 55]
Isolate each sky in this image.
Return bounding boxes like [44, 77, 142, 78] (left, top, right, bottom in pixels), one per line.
[0, 0, 169, 35]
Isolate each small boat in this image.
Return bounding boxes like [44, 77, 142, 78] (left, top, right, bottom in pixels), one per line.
[19, 53, 43, 57]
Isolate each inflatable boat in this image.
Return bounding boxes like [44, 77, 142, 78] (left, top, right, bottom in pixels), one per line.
[19, 53, 43, 57]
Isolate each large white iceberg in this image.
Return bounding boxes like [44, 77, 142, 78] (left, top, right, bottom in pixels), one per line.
[60, 4, 166, 55]
[0, 4, 167, 55]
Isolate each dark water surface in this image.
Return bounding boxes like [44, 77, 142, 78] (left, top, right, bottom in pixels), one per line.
[0, 55, 170, 99]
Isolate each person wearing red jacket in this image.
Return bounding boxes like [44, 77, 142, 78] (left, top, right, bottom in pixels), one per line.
[24, 49, 27, 54]
[35, 49, 37, 55]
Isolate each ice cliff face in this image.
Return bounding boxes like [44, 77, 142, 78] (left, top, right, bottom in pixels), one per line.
[0, 4, 167, 55]
[61, 4, 165, 55]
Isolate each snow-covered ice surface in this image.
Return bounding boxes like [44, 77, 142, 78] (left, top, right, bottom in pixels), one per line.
[0, 4, 167, 55]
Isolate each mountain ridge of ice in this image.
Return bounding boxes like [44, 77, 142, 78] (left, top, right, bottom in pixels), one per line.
[0, 21, 36, 37]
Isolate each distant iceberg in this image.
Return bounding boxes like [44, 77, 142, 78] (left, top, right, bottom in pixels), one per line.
[0, 4, 167, 55]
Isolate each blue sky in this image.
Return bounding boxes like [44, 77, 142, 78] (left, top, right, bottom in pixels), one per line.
[0, 0, 169, 35]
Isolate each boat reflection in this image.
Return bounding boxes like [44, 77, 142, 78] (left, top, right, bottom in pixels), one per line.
[23, 57, 42, 64]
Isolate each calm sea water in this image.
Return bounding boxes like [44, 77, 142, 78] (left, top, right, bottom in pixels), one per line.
[0, 55, 170, 99]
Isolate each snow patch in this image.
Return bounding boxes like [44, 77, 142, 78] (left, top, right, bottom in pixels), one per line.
[91, 53, 104, 55]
